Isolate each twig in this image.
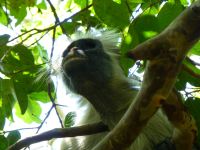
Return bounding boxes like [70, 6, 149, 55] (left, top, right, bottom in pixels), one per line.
[8, 122, 109, 150]
[47, 82, 64, 128]
[46, 0, 67, 35]
[2, 127, 38, 134]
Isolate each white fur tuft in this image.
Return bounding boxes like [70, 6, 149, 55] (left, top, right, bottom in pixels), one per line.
[71, 29, 121, 51]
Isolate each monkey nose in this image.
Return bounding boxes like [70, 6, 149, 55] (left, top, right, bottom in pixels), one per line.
[68, 47, 85, 56]
[69, 47, 79, 52]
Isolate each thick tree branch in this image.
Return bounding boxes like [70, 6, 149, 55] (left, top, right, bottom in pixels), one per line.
[94, 1, 200, 150]
[7, 122, 108, 150]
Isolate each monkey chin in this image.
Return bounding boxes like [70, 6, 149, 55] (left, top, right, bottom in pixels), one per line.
[61, 56, 87, 74]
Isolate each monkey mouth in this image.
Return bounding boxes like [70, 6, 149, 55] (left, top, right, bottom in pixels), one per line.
[62, 54, 87, 68]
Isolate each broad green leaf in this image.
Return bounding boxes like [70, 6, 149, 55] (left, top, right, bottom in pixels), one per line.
[10, 5, 27, 26]
[15, 99, 42, 124]
[0, 8, 8, 25]
[0, 79, 15, 118]
[93, 0, 129, 29]
[37, 0, 47, 9]
[189, 41, 200, 55]
[180, 0, 189, 6]
[32, 44, 49, 63]
[62, 22, 80, 35]
[1, 45, 35, 75]
[28, 91, 49, 103]
[71, 10, 100, 29]
[64, 112, 76, 128]
[2, 94, 15, 118]
[12, 45, 34, 66]
[0, 135, 8, 150]
[157, 3, 184, 31]
[65, 0, 73, 9]
[7, 130, 21, 146]
[74, 0, 88, 8]
[129, 15, 159, 43]
[0, 108, 5, 130]
[0, 34, 10, 45]
[14, 82, 28, 114]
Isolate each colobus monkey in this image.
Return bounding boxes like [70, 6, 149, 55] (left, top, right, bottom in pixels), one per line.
[53, 30, 173, 150]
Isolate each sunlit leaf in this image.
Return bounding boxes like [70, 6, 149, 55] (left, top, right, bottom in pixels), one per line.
[15, 99, 42, 124]
[29, 91, 49, 103]
[37, 0, 47, 9]
[64, 112, 76, 128]
[0, 8, 8, 25]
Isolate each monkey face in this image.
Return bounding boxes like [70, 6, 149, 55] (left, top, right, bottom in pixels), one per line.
[62, 39, 102, 69]
[61, 38, 111, 76]
[61, 38, 113, 91]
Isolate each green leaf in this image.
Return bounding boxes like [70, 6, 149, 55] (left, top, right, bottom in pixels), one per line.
[28, 91, 49, 103]
[0, 108, 5, 130]
[157, 2, 184, 31]
[7, 130, 21, 146]
[0, 8, 8, 25]
[62, 22, 80, 35]
[65, 0, 73, 9]
[37, 0, 47, 9]
[10, 5, 27, 26]
[0, 79, 15, 118]
[12, 45, 34, 66]
[64, 112, 76, 128]
[32, 44, 49, 63]
[74, 0, 88, 8]
[129, 15, 159, 43]
[0, 135, 8, 150]
[0, 34, 10, 45]
[93, 0, 129, 29]
[14, 82, 28, 114]
[15, 99, 42, 124]
[189, 41, 200, 55]
[180, 0, 189, 6]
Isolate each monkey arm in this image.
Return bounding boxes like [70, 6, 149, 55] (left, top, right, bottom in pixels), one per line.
[93, 1, 200, 150]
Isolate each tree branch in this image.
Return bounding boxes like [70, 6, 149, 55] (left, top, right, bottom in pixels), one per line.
[94, 1, 200, 150]
[7, 122, 108, 150]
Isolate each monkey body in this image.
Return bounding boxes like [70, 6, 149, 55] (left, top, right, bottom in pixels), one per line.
[58, 31, 173, 149]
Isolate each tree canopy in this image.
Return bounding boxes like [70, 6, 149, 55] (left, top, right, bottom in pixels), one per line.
[0, 0, 200, 150]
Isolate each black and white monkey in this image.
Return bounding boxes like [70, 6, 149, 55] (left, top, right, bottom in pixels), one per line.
[52, 30, 174, 150]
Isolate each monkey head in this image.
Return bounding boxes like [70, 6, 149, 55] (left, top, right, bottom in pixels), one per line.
[61, 38, 114, 93]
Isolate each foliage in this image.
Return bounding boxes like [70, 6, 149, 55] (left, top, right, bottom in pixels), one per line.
[0, 0, 199, 149]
